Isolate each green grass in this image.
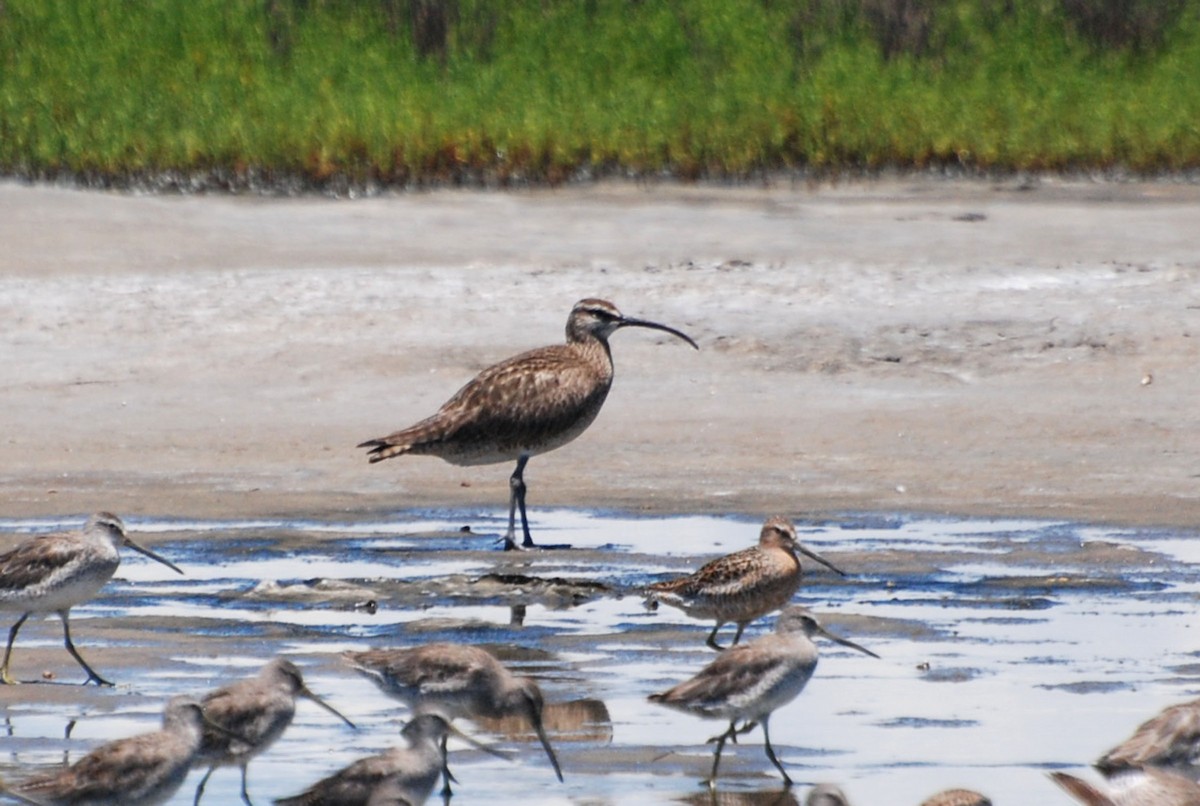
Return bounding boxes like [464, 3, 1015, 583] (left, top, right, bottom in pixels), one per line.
[1, 0, 1199, 186]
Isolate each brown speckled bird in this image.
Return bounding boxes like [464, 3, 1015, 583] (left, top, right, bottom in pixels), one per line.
[357, 298, 697, 550]
[274, 713, 507, 806]
[343, 643, 563, 793]
[193, 657, 356, 806]
[1051, 767, 1200, 806]
[1095, 697, 1200, 774]
[649, 607, 878, 789]
[920, 789, 992, 806]
[0, 512, 183, 686]
[646, 516, 845, 650]
[1, 696, 215, 806]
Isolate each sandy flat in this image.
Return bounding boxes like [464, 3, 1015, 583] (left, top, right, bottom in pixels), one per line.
[2, 176, 1198, 527]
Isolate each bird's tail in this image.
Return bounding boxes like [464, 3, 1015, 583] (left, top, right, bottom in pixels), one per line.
[1048, 772, 1114, 806]
[356, 437, 413, 463]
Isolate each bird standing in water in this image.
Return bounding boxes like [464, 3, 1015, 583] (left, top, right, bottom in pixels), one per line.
[0, 511, 183, 686]
[646, 516, 845, 650]
[358, 298, 697, 550]
[192, 657, 356, 805]
[344, 642, 563, 793]
[649, 606, 878, 789]
[2, 696, 227, 806]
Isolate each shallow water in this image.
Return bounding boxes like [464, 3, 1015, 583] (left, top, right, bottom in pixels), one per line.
[1, 509, 1198, 805]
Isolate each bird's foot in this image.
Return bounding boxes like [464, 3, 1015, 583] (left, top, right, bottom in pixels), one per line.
[84, 673, 115, 687]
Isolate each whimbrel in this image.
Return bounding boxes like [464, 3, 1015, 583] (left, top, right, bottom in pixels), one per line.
[648, 606, 878, 789]
[344, 643, 563, 791]
[646, 516, 845, 650]
[1095, 697, 1200, 774]
[357, 298, 697, 549]
[273, 714, 507, 806]
[1, 696, 224, 806]
[193, 657, 356, 805]
[0, 512, 183, 686]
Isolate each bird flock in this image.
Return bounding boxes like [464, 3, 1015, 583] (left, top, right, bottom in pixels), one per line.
[0, 299, 1189, 805]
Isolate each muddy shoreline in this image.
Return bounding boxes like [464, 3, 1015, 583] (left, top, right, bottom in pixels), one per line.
[2, 177, 1199, 530]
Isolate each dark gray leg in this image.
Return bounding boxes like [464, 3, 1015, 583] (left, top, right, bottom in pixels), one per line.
[760, 717, 792, 787]
[2, 612, 30, 684]
[706, 622, 726, 651]
[704, 721, 738, 789]
[504, 455, 532, 550]
[193, 765, 216, 805]
[59, 610, 112, 687]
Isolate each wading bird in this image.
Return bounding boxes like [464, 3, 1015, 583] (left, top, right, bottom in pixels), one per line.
[0, 512, 183, 686]
[358, 298, 697, 550]
[649, 606, 878, 789]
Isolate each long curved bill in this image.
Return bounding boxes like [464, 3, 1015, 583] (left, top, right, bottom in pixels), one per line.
[300, 687, 356, 729]
[816, 624, 880, 659]
[446, 722, 514, 761]
[620, 316, 700, 350]
[797, 543, 846, 577]
[531, 714, 565, 783]
[123, 537, 184, 575]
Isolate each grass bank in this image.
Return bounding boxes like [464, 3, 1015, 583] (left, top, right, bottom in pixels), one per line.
[1, 0, 1199, 187]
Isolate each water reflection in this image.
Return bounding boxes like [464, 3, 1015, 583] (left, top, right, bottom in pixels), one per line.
[675, 788, 800, 806]
[0, 510, 1196, 804]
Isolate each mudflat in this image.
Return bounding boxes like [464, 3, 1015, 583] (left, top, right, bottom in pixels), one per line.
[2, 176, 1198, 527]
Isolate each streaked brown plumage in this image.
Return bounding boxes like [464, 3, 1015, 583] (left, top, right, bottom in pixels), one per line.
[803, 785, 991, 806]
[1095, 697, 1200, 774]
[274, 714, 474, 806]
[193, 657, 356, 806]
[649, 606, 878, 789]
[1051, 767, 1200, 806]
[357, 298, 697, 549]
[2, 696, 210, 806]
[343, 643, 562, 791]
[920, 789, 992, 806]
[0, 512, 183, 686]
[646, 516, 845, 650]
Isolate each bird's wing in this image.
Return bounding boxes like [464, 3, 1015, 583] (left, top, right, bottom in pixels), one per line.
[201, 684, 290, 755]
[650, 548, 764, 597]
[651, 643, 803, 714]
[46, 733, 175, 800]
[1097, 699, 1200, 771]
[0, 535, 80, 592]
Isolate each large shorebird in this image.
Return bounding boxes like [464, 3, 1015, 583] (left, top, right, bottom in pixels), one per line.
[649, 606, 878, 789]
[646, 516, 845, 650]
[274, 714, 507, 806]
[357, 298, 697, 550]
[343, 643, 563, 792]
[193, 657, 356, 805]
[1094, 697, 1200, 774]
[1051, 767, 1200, 805]
[1, 696, 227, 806]
[0, 512, 183, 686]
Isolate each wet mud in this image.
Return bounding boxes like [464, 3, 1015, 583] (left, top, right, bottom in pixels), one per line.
[1, 509, 1198, 804]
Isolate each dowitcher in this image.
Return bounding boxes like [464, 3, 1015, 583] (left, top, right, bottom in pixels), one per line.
[343, 643, 563, 791]
[920, 790, 992, 806]
[806, 783, 851, 806]
[192, 656, 357, 806]
[1051, 767, 1200, 805]
[804, 785, 991, 806]
[0, 511, 183, 686]
[357, 298, 697, 550]
[1094, 697, 1200, 774]
[646, 517, 845, 650]
[274, 714, 508, 806]
[648, 606, 878, 789]
[1, 695, 225, 806]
